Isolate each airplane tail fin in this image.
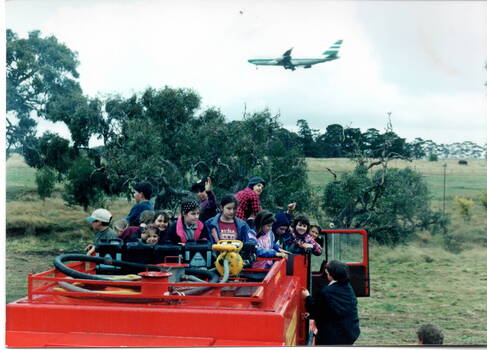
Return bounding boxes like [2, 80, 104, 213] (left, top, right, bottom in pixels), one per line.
[322, 40, 342, 57]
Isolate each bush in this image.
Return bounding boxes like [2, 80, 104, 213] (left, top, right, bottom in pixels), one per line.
[454, 197, 474, 221]
[428, 153, 438, 161]
[35, 167, 56, 200]
[478, 191, 487, 211]
[322, 165, 446, 246]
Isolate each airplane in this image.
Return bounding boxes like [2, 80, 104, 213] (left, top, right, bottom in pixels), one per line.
[248, 40, 343, 71]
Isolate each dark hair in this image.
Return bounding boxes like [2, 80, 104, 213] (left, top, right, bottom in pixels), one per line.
[310, 224, 322, 233]
[325, 260, 350, 284]
[139, 210, 155, 225]
[254, 210, 275, 234]
[181, 198, 199, 214]
[220, 194, 238, 209]
[292, 214, 311, 234]
[247, 176, 265, 189]
[154, 210, 170, 222]
[417, 324, 444, 345]
[133, 182, 153, 200]
[191, 178, 206, 193]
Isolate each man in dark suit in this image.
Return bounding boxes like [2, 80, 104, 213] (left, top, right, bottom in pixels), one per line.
[302, 260, 361, 345]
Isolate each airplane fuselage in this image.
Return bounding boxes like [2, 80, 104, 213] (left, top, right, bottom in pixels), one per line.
[248, 56, 338, 69]
[248, 40, 342, 70]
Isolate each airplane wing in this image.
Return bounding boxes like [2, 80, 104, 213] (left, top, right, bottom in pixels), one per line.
[279, 47, 294, 69]
[282, 48, 293, 58]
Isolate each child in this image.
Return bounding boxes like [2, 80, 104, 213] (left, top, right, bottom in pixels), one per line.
[126, 182, 154, 226]
[235, 177, 265, 222]
[290, 215, 322, 256]
[252, 210, 288, 269]
[153, 210, 171, 242]
[203, 194, 256, 244]
[167, 198, 208, 244]
[272, 202, 297, 251]
[117, 211, 153, 243]
[84, 208, 117, 255]
[141, 226, 160, 245]
[309, 224, 324, 249]
[112, 219, 129, 235]
[139, 210, 155, 228]
[191, 177, 218, 224]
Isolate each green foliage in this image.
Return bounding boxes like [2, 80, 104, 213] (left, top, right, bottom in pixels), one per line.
[478, 191, 487, 211]
[453, 197, 474, 221]
[322, 164, 446, 245]
[102, 88, 311, 213]
[6, 29, 80, 154]
[428, 153, 439, 161]
[35, 167, 56, 200]
[63, 157, 109, 211]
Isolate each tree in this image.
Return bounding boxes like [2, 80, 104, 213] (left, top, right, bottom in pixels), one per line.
[6, 29, 81, 155]
[321, 121, 447, 245]
[296, 119, 320, 157]
[100, 87, 312, 214]
[316, 124, 344, 157]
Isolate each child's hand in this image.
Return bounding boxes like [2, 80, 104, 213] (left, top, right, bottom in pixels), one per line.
[287, 202, 297, 212]
[205, 177, 212, 192]
[85, 244, 95, 255]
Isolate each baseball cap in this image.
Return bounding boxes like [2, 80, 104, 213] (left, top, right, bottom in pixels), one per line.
[86, 208, 112, 224]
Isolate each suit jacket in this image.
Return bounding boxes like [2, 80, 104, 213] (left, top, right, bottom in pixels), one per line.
[305, 281, 360, 345]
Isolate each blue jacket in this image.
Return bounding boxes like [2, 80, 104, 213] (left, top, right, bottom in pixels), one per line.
[272, 211, 294, 251]
[126, 201, 153, 226]
[203, 214, 257, 245]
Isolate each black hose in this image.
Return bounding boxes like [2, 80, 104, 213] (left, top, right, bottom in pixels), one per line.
[172, 268, 220, 296]
[54, 254, 161, 281]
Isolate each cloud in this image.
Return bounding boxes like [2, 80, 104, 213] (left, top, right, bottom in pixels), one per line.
[6, 0, 487, 145]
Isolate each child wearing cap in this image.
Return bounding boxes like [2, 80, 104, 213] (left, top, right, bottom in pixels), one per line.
[252, 210, 289, 269]
[84, 208, 117, 255]
[126, 182, 154, 226]
[235, 176, 265, 221]
[191, 177, 218, 224]
[166, 198, 208, 244]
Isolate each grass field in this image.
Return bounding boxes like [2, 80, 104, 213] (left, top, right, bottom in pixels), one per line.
[5, 154, 487, 345]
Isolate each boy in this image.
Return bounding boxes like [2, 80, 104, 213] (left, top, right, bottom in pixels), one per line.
[126, 182, 154, 226]
[235, 176, 265, 221]
[191, 177, 218, 223]
[85, 208, 117, 255]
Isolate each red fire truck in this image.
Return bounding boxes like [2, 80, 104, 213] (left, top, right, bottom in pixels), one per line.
[6, 229, 369, 347]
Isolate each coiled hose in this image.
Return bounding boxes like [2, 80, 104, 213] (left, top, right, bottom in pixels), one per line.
[54, 253, 228, 297]
[53, 254, 161, 281]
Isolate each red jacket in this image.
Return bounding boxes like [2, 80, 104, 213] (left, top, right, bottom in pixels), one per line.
[235, 187, 261, 220]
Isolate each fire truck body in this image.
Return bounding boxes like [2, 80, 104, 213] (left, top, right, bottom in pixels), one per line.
[6, 229, 369, 347]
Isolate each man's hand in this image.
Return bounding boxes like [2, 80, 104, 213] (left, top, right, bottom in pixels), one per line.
[205, 177, 212, 192]
[302, 289, 310, 298]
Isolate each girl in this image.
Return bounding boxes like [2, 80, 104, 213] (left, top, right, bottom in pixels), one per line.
[252, 210, 288, 269]
[291, 215, 322, 256]
[153, 210, 171, 242]
[141, 226, 160, 245]
[203, 194, 256, 244]
[309, 224, 324, 249]
[167, 198, 208, 244]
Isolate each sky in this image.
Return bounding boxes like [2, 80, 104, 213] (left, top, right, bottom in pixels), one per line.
[5, 0, 487, 145]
